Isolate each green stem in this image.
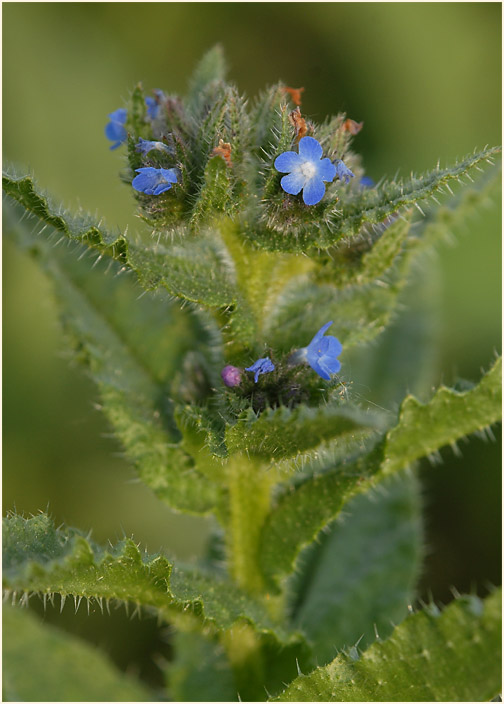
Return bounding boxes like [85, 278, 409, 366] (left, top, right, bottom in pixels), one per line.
[226, 454, 275, 596]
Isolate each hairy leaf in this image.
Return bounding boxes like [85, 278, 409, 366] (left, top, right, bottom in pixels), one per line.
[248, 146, 501, 253]
[3, 200, 221, 514]
[259, 359, 501, 588]
[2, 171, 238, 308]
[2, 513, 296, 645]
[290, 471, 423, 665]
[226, 403, 385, 462]
[185, 44, 227, 118]
[273, 590, 502, 701]
[3, 605, 151, 702]
[383, 355, 502, 474]
[263, 277, 404, 354]
[167, 629, 237, 702]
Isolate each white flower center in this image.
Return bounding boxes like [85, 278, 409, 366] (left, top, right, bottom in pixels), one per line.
[299, 160, 316, 179]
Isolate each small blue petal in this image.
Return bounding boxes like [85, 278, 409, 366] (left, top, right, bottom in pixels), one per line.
[302, 177, 326, 206]
[305, 321, 342, 380]
[145, 96, 161, 120]
[317, 158, 337, 183]
[135, 138, 171, 156]
[245, 357, 275, 383]
[281, 171, 305, 196]
[309, 321, 334, 346]
[274, 151, 304, 173]
[108, 108, 127, 124]
[334, 159, 355, 184]
[360, 175, 375, 188]
[298, 136, 323, 162]
[105, 108, 127, 149]
[132, 167, 178, 195]
[310, 358, 331, 381]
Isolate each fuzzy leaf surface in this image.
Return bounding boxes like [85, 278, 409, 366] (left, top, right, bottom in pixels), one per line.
[260, 359, 501, 588]
[2, 513, 295, 645]
[291, 471, 423, 665]
[250, 146, 500, 253]
[3, 200, 221, 514]
[3, 605, 151, 702]
[225, 403, 385, 462]
[383, 355, 502, 474]
[2, 171, 238, 308]
[273, 589, 502, 701]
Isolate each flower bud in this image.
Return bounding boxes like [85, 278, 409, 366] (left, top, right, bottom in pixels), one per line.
[221, 365, 242, 387]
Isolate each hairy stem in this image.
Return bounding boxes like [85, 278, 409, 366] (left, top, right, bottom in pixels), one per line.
[226, 454, 275, 596]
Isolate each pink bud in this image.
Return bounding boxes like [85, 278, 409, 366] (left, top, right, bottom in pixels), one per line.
[221, 365, 242, 387]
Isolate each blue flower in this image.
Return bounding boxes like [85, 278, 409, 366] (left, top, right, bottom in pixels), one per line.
[135, 138, 172, 156]
[105, 108, 127, 150]
[132, 167, 178, 195]
[360, 175, 375, 188]
[334, 159, 355, 184]
[274, 136, 336, 206]
[298, 321, 342, 380]
[145, 91, 165, 120]
[245, 357, 275, 383]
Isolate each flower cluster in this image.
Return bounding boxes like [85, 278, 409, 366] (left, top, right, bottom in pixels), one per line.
[221, 322, 342, 392]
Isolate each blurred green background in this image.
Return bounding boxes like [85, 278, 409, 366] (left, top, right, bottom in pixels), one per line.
[3, 2, 501, 688]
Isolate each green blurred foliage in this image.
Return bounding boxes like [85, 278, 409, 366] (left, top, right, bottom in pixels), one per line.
[3, 1, 501, 688]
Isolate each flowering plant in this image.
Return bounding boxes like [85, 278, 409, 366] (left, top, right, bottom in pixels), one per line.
[2, 47, 501, 702]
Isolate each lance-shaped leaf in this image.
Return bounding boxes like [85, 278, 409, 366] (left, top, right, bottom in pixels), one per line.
[290, 471, 423, 665]
[3, 605, 152, 702]
[383, 355, 502, 474]
[273, 589, 502, 702]
[246, 146, 500, 253]
[185, 44, 227, 118]
[225, 403, 386, 463]
[2, 513, 296, 645]
[321, 161, 501, 288]
[3, 200, 221, 515]
[2, 171, 238, 308]
[263, 277, 403, 354]
[259, 359, 501, 588]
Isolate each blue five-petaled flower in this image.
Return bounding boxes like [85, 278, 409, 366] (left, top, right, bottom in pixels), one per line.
[302, 321, 342, 380]
[245, 357, 275, 383]
[274, 136, 336, 206]
[105, 108, 127, 150]
[135, 138, 172, 156]
[132, 167, 178, 195]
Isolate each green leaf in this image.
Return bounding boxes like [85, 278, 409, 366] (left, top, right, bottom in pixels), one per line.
[3, 199, 221, 515]
[290, 471, 423, 665]
[185, 44, 227, 117]
[167, 629, 237, 702]
[324, 161, 502, 291]
[246, 146, 501, 253]
[383, 355, 502, 474]
[225, 403, 385, 463]
[259, 359, 501, 589]
[2, 171, 238, 308]
[191, 155, 235, 224]
[250, 83, 288, 162]
[259, 444, 385, 590]
[263, 277, 404, 354]
[2, 513, 296, 645]
[3, 605, 152, 702]
[316, 212, 414, 288]
[273, 589, 502, 702]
